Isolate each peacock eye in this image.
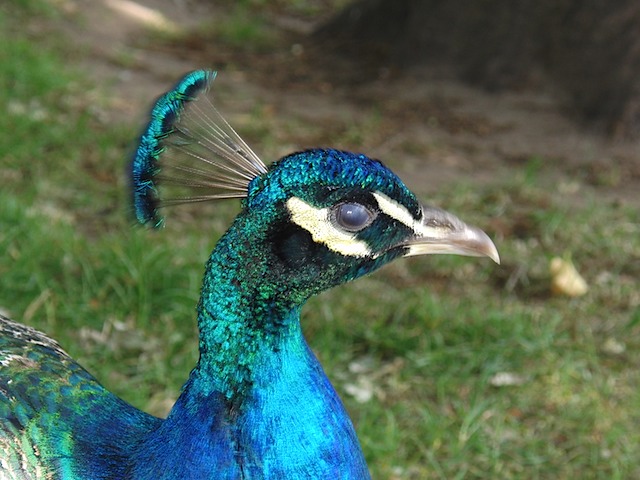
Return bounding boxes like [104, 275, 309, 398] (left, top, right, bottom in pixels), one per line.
[332, 202, 376, 232]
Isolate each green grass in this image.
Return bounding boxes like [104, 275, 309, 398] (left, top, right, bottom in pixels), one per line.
[1, 2, 639, 479]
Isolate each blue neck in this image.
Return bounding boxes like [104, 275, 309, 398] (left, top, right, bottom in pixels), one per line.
[133, 215, 371, 478]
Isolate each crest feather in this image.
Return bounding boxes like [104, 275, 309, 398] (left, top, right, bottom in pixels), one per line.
[131, 70, 267, 227]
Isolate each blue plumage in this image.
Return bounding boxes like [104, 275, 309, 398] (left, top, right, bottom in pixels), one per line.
[0, 70, 499, 478]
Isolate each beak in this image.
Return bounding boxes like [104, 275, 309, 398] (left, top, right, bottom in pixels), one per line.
[404, 204, 500, 264]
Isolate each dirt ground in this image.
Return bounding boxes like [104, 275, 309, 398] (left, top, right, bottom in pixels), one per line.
[52, 0, 638, 208]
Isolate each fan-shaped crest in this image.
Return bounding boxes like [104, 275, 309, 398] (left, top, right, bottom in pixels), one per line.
[131, 70, 268, 227]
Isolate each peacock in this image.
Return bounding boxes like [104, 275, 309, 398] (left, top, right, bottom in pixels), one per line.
[0, 70, 499, 479]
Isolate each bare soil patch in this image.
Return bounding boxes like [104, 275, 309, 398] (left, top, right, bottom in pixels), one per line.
[53, 0, 639, 206]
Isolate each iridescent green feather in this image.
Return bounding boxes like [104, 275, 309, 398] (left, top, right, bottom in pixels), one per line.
[0, 315, 159, 478]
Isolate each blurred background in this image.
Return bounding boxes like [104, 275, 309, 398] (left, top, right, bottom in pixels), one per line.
[1, 1, 638, 478]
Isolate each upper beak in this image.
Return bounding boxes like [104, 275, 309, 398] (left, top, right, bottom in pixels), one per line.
[404, 204, 500, 264]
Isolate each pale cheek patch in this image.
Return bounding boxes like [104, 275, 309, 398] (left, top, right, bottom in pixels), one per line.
[286, 197, 372, 257]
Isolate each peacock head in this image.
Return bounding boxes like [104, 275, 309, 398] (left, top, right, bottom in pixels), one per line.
[131, 71, 498, 299]
[235, 148, 498, 296]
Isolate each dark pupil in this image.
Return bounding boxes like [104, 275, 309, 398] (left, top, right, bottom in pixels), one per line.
[336, 203, 372, 231]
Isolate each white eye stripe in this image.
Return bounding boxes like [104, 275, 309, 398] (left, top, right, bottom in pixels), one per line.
[286, 197, 372, 257]
[372, 192, 456, 240]
[371, 192, 417, 230]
